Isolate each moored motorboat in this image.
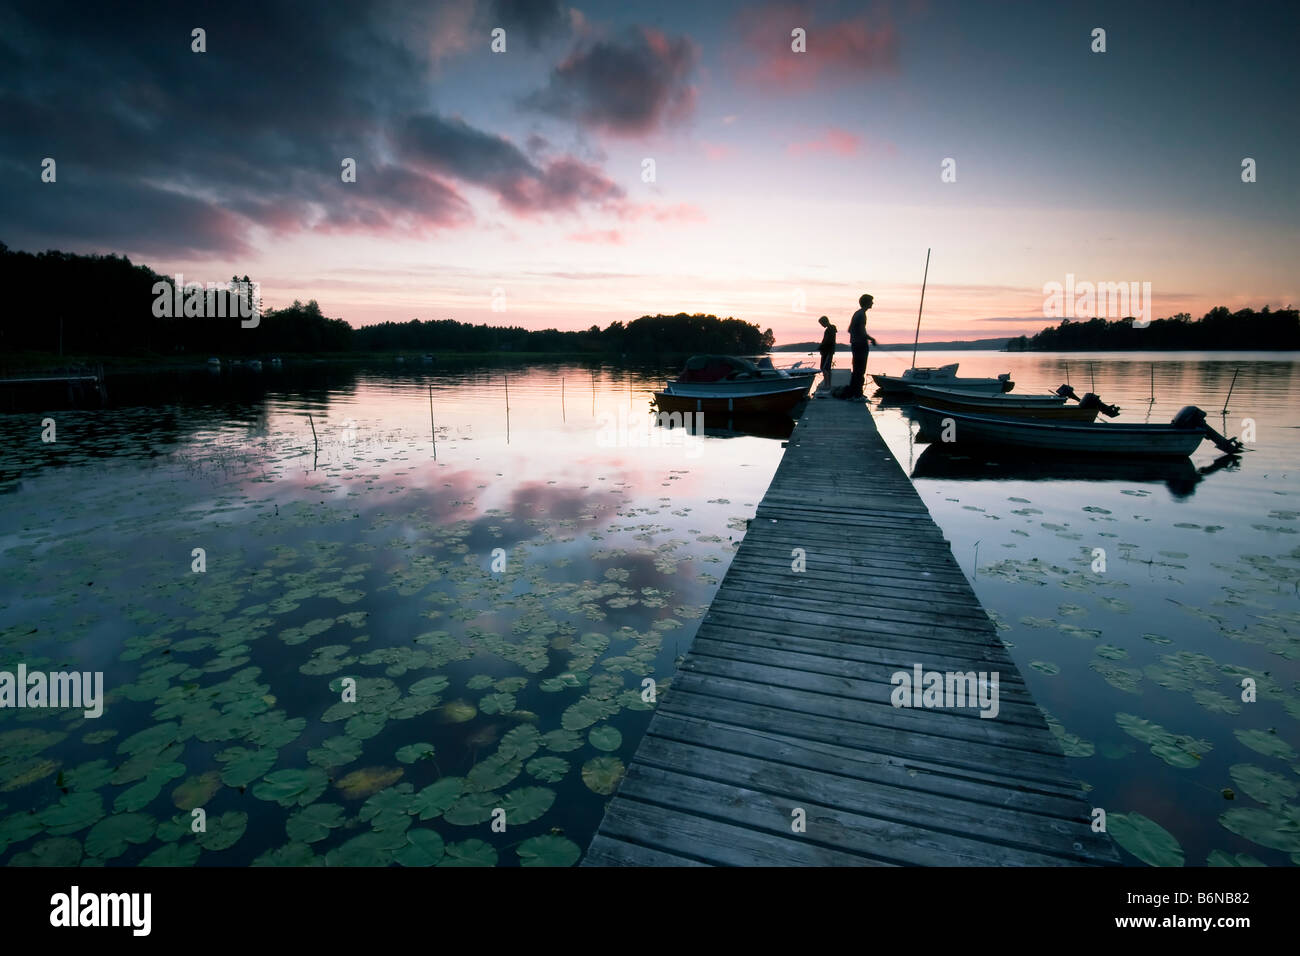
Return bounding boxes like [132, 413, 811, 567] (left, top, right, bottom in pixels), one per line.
[666, 354, 818, 393]
[654, 380, 811, 416]
[904, 383, 1101, 421]
[911, 405, 1242, 458]
[872, 363, 1013, 395]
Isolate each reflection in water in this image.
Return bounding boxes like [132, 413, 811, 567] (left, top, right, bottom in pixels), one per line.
[911, 445, 1205, 498]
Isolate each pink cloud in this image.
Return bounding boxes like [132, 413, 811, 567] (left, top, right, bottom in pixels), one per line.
[702, 141, 737, 161]
[787, 127, 861, 157]
[617, 201, 708, 224]
[735, 2, 899, 91]
[568, 229, 624, 244]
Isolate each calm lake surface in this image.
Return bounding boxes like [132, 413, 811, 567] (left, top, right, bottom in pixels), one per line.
[1, 351, 1297, 866]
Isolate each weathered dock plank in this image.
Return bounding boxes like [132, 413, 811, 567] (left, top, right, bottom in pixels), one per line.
[585, 388, 1118, 866]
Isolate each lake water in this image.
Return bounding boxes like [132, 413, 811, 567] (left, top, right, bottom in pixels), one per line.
[0, 351, 1296, 866]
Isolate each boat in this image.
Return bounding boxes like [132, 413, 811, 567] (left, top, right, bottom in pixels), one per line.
[206, 357, 221, 369]
[653, 380, 811, 416]
[903, 383, 1102, 421]
[664, 354, 818, 394]
[246, 359, 262, 372]
[270, 357, 282, 368]
[872, 363, 1013, 396]
[911, 405, 1242, 457]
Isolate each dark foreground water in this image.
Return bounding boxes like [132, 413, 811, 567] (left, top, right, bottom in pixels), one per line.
[0, 352, 1297, 866]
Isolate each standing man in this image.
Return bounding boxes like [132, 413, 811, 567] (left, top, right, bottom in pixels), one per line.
[816, 315, 836, 396]
[839, 293, 878, 400]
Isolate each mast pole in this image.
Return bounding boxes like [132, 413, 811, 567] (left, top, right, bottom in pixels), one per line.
[911, 248, 931, 370]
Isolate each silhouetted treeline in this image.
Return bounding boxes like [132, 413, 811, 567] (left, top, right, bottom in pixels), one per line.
[1007, 307, 1300, 351]
[0, 244, 773, 359]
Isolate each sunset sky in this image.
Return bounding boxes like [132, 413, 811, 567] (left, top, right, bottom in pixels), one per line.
[2, 0, 1296, 344]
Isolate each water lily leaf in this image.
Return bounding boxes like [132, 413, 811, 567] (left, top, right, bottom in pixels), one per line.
[1206, 850, 1267, 867]
[561, 696, 610, 731]
[360, 785, 416, 822]
[408, 675, 451, 698]
[517, 834, 580, 867]
[479, 692, 516, 715]
[1218, 805, 1300, 853]
[139, 841, 200, 866]
[439, 700, 477, 723]
[467, 754, 522, 792]
[247, 714, 306, 749]
[581, 756, 625, 795]
[286, 803, 347, 844]
[172, 771, 222, 810]
[197, 810, 248, 851]
[588, 725, 622, 752]
[1029, 661, 1060, 676]
[1235, 729, 1297, 761]
[439, 838, 497, 866]
[307, 736, 362, 770]
[498, 726, 541, 762]
[443, 791, 500, 826]
[84, 813, 156, 859]
[500, 786, 554, 825]
[216, 747, 277, 787]
[1110, 812, 1184, 867]
[252, 842, 320, 867]
[394, 829, 445, 866]
[325, 831, 395, 867]
[411, 777, 464, 820]
[395, 742, 436, 764]
[14, 837, 82, 867]
[1229, 764, 1298, 807]
[2, 757, 62, 792]
[63, 759, 114, 792]
[466, 675, 495, 690]
[494, 677, 528, 694]
[540, 729, 583, 752]
[0, 811, 43, 853]
[345, 712, 388, 740]
[525, 756, 569, 783]
[253, 769, 328, 807]
[38, 792, 104, 836]
[334, 766, 404, 800]
[117, 722, 182, 756]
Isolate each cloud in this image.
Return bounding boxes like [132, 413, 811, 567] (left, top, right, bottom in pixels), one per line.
[482, 0, 569, 49]
[567, 229, 624, 244]
[734, 2, 899, 91]
[522, 26, 698, 135]
[617, 202, 707, 224]
[702, 142, 737, 161]
[786, 127, 861, 157]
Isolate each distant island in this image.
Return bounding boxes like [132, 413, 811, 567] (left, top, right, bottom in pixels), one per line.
[1006, 310, 1300, 350]
[0, 244, 773, 362]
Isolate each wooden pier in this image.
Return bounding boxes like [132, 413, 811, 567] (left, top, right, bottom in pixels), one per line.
[585, 387, 1118, 866]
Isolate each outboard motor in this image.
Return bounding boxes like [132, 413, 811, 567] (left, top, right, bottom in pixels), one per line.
[1172, 406, 1244, 455]
[997, 373, 1014, 393]
[1056, 384, 1120, 417]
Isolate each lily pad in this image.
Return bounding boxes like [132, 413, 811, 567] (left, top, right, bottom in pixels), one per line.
[500, 786, 555, 825]
[1235, 729, 1297, 761]
[84, 813, 156, 860]
[307, 735, 362, 770]
[197, 811, 248, 851]
[216, 747, 277, 788]
[140, 842, 201, 867]
[1229, 764, 1298, 807]
[172, 771, 222, 810]
[411, 777, 465, 820]
[540, 729, 584, 752]
[1109, 812, 1184, 867]
[396, 742, 436, 764]
[286, 803, 347, 844]
[581, 756, 625, 795]
[517, 834, 581, 867]
[38, 792, 105, 836]
[439, 838, 498, 866]
[525, 756, 569, 783]
[443, 791, 500, 826]
[334, 766, 404, 800]
[393, 829, 446, 866]
[439, 700, 477, 723]
[252, 769, 329, 807]
[1219, 805, 1300, 853]
[325, 831, 395, 867]
[588, 725, 623, 751]
[1206, 850, 1266, 867]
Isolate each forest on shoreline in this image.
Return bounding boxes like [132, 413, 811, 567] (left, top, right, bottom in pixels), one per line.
[0, 246, 774, 361]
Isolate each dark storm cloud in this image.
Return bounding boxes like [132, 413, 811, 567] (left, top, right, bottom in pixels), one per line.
[482, 0, 570, 49]
[400, 114, 624, 214]
[522, 27, 698, 135]
[0, 0, 618, 256]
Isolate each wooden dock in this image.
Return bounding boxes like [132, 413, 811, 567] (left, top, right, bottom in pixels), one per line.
[585, 387, 1118, 866]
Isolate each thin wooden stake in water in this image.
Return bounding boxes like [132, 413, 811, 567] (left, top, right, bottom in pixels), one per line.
[1149, 363, 1155, 403]
[1090, 362, 1095, 393]
[307, 412, 318, 451]
[1222, 367, 1239, 414]
[561, 377, 566, 422]
[910, 247, 932, 371]
[1065, 361, 1070, 387]
[591, 371, 596, 416]
[429, 385, 436, 459]
[504, 373, 511, 444]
